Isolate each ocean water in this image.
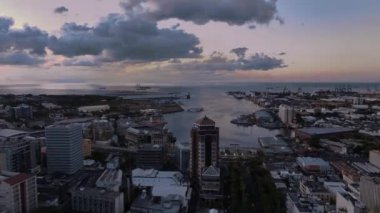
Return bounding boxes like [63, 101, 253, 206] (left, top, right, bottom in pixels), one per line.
[161, 86, 280, 147]
[1, 82, 379, 147]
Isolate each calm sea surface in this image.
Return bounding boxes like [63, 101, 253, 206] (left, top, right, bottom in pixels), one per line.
[1, 82, 379, 147]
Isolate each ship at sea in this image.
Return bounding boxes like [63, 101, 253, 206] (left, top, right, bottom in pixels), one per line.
[135, 83, 151, 90]
[187, 107, 204, 112]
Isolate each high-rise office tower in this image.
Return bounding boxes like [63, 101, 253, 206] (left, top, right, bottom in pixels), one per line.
[190, 116, 219, 180]
[0, 136, 39, 173]
[175, 142, 190, 172]
[0, 170, 38, 213]
[45, 124, 83, 175]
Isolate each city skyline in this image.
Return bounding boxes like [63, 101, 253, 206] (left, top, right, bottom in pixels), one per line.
[1, 0, 380, 85]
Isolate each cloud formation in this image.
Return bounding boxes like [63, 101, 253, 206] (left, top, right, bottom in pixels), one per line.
[0, 0, 285, 70]
[120, 0, 280, 25]
[0, 17, 48, 65]
[49, 14, 202, 61]
[230, 47, 248, 59]
[54, 6, 69, 14]
[0, 51, 44, 65]
[0, 17, 49, 55]
[62, 58, 100, 67]
[166, 48, 286, 72]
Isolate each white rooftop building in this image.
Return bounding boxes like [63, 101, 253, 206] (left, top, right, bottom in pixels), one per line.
[297, 157, 331, 173]
[96, 169, 123, 192]
[132, 168, 191, 208]
[78, 105, 110, 113]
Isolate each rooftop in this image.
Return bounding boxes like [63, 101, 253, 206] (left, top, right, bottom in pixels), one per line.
[131, 191, 182, 212]
[258, 137, 293, 155]
[132, 168, 189, 207]
[0, 170, 33, 186]
[175, 142, 190, 150]
[202, 165, 220, 177]
[353, 162, 380, 174]
[297, 157, 330, 166]
[194, 116, 215, 126]
[0, 129, 28, 138]
[297, 127, 356, 136]
[72, 187, 122, 199]
[55, 117, 94, 125]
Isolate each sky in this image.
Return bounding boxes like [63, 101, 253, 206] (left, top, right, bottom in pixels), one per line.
[1, 0, 380, 85]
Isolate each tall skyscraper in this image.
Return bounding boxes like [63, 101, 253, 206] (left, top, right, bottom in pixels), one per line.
[278, 104, 294, 125]
[175, 142, 190, 172]
[0, 170, 38, 213]
[45, 124, 83, 175]
[190, 116, 219, 180]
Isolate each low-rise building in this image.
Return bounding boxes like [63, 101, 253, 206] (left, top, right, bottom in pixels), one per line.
[297, 157, 331, 174]
[125, 127, 149, 147]
[136, 144, 164, 170]
[130, 189, 182, 213]
[369, 150, 380, 169]
[331, 161, 361, 184]
[295, 127, 357, 142]
[78, 105, 110, 113]
[131, 168, 191, 210]
[286, 193, 324, 213]
[299, 180, 332, 202]
[258, 136, 293, 157]
[360, 176, 380, 213]
[92, 119, 114, 143]
[352, 162, 380, 176]
[320, 139, 348, 154]
[72, 187, 124, 213]
[95, 169, 123, 192]
[82, 139, 92, 157]
[13, 104, 33, 120]
[336, 191, 367, 213]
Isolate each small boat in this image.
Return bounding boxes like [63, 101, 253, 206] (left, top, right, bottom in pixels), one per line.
[135, 83, 151, 90]
[187, 107, 204, 112]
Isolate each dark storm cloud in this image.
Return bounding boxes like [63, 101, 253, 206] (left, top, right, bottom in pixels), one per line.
[230, 47, 248, 59]
[121, 0, 279, 25]
[48, 23, 105, 57]
[8, 25, 49, 55]
[0, 18, 49, 55]
[0, 51, 44, 65]
[167, 48, 285, 72]
[49, 14, 202, 61]
[54, 6, 69, 14]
